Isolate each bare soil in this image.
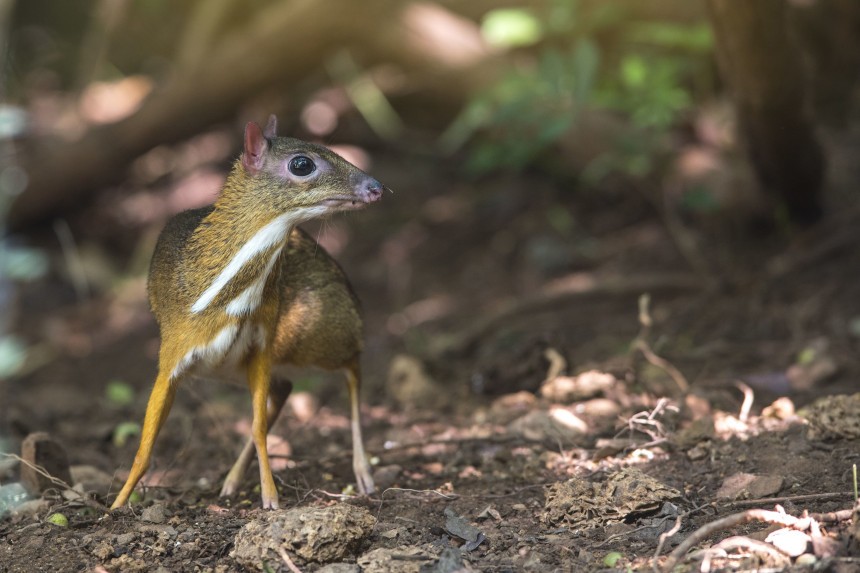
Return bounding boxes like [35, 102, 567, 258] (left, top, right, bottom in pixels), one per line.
[2, 130, 860, 572]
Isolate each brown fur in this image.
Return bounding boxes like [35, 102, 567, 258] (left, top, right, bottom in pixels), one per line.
[111, 122, 382, 510]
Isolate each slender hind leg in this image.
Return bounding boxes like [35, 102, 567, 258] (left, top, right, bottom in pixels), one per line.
[246, 351, 280, 509]
[220, 377, 293, 497]
[111, 370, 179, 509]
[345, 360, 375, 495]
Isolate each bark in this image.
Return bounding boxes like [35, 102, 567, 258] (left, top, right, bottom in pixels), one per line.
[706, 0, 824, 225]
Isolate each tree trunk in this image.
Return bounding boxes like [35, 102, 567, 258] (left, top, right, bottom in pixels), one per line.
[706, 0, 824, 225]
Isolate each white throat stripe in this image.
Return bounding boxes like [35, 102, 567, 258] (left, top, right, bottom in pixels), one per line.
[191, 213, 295, 313]
[225, 247, 282, 316]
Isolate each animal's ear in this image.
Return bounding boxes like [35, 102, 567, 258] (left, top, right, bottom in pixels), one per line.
[263, 114, 278, 139]
[242, 121, 267, 174]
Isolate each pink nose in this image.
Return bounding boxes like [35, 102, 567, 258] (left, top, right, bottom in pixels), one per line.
[361, 179, 384, 203]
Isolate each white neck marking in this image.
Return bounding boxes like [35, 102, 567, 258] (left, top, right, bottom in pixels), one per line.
[191, 212, 296, 314]
[225, 247, 283, 316]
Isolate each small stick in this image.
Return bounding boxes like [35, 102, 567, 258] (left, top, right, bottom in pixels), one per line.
[734, 381, 754, 423]
[812, 508, 853, 523]
[652, 515, 683, 573]
[634, 294, 689, 393]
[725, 491, 853, 508]
[853, 464, 858, 502]
[277, 547, 303, 573]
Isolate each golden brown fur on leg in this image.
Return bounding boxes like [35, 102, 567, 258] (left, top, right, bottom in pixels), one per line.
[220, 377, 293, 497]
[111, 371, 178, 509]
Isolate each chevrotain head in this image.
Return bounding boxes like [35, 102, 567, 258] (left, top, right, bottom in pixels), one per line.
[233, 115, 384, 220]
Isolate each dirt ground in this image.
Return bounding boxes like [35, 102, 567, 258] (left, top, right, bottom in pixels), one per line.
[2, 126, 860, 572]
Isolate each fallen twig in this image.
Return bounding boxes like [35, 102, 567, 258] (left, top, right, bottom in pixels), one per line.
[633, 294, 690, 394]
[652, 515, 683, 573]
[725, 491, 853, 509]
[277, 547, 303, 573]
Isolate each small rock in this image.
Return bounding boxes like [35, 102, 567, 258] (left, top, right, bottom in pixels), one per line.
[508, 410, 586, 444]
[487, 392, 537, 425]
[115, 532, 136, 547]
[140, 503, 168, 524]
[387, 355, 445, 410]
[762, 397, 795, 420]
[420, 547, 474, 573]
[317, 565, 360, 573]
[358, 547, 431, 573]
[675, 417, 715, 449]
[716, 473, 782, 500]
[231, 503, 375, 567]
[20, 432, 73, 495]
[747, 475, 784, 498]
[372, 464, 402, 490]
[91, 541, 114, 560]
[140, 524, 178, 540]
[540, 371, 616, 403]
[11, 498, 48, 517]
[766, 528, 810, 557]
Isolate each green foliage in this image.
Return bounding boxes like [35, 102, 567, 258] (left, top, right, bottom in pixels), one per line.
[603, 551, 623, 567]
[457, 39, 599, 175]
[105, 380, 136, 407]
[459, 0, 714, 180]
[113, 421, 142, 448]
[481, 8, 543, 48]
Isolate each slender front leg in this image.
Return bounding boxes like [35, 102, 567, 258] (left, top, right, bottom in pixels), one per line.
[220, 377, 293, 497]
[111, 370, 178, 509]
[345, 362, 375, 495]
[247, 350, 279, 509]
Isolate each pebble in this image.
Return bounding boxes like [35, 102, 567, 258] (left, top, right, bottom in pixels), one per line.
[141, 503, 168, 524]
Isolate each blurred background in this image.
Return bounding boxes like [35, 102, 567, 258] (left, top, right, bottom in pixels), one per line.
[2, 0, 860, 502]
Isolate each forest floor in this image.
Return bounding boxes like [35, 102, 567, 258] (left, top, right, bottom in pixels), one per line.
[2, 126, 860, 572]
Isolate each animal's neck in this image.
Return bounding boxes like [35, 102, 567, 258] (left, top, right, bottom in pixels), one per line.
[187, 174, 297, 317]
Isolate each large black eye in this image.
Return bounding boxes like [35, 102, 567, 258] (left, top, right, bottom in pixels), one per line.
[289, 156, 315, 176]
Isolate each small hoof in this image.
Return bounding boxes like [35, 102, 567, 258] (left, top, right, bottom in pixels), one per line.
[357, 474, 376, 496]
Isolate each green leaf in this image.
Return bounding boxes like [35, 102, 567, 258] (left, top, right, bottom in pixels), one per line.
[481, 8, 543, 47]
[797, 347, 817, 366]
[603, 551, 623, 567]
[621, 55, 647, 89]
[113, 422, 141, 448]
[47, 513, 69, 527]
[105, 380, 135, 407]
